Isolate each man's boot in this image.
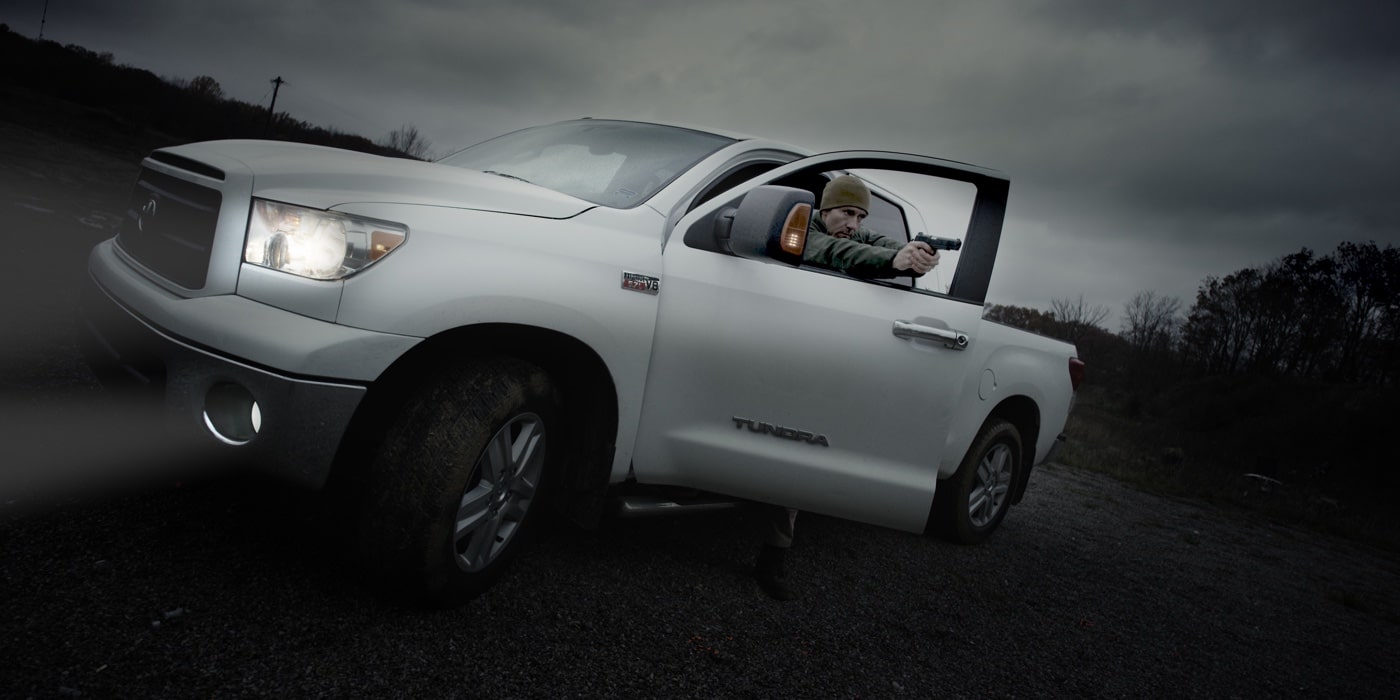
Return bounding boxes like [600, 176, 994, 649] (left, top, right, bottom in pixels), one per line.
[754, 543, 796, 601]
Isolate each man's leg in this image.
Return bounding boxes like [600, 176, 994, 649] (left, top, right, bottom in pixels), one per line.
[754, 506, 798, 600]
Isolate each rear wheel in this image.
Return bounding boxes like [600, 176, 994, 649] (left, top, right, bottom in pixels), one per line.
[355, 357, 558, 604]
[933, 418, 1022, 544]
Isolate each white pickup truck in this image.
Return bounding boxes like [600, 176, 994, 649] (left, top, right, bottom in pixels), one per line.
[79, 119, 1082, 602]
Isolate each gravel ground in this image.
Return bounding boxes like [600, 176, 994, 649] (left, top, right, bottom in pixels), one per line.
[2, 460, 1398, 698]
[2, 120, 1398, 698]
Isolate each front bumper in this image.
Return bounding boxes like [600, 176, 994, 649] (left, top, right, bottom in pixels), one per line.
[77, 242, 417, 488]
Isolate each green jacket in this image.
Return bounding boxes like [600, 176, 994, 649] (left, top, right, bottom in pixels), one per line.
[803, 216, 906, 278]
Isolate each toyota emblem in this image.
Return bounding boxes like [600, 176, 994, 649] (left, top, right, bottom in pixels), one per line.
[138, 197, 158, 232]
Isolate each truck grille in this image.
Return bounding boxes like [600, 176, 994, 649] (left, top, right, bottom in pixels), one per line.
[117, 167, 223, 289]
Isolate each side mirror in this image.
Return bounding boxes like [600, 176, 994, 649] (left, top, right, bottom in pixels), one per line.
[717, 186, 815, 266]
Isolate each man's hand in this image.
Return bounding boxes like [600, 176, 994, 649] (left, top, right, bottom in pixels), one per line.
[893, 241, 940, 275]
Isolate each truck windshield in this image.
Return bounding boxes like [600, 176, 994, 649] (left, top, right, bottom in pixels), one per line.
[439, 120, 734, 209]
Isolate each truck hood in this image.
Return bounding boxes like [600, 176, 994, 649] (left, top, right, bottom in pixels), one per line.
[155, 140, 594, 219]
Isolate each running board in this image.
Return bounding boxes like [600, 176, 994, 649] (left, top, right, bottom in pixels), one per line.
[614, 495, 743, 518]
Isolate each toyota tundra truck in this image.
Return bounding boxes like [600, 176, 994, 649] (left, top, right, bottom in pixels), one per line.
[78, 118, 1082, 602]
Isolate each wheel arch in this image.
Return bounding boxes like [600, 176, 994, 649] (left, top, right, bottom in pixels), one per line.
[330, 322, 619, 524]
[986, 394, 1040, 505]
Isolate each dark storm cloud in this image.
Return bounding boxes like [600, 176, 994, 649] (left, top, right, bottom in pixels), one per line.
[1017, 0, 1400, 225]
[1, 0, 1394, 322]
[1039, 0, 1400, 73]
[994, 0, 1400, 264]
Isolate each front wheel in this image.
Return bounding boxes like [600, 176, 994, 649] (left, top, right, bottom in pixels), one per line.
[932, 418, 1022, 544]
[355, 357, 558, 604]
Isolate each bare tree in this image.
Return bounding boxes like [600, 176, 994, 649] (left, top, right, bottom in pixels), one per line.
[187, 75, 224, 101]
[1121, 291, 1181, 355]
[1050, 294, 1110, 342]
[1335, 241, 1397, 382]
[383, 123, 433, 160]
[1119, 290, 1184, 398]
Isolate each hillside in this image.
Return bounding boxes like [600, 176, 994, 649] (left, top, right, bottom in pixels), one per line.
[0, 24, 407, 160]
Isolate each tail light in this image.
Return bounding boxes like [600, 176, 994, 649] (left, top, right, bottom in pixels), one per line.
[1069, 358, 1086, 391]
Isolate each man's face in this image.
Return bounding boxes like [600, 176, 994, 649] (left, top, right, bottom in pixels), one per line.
[821, 206, 868, 238]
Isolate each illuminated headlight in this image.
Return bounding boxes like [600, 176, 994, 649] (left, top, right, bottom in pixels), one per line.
[244, 199, 407, 280]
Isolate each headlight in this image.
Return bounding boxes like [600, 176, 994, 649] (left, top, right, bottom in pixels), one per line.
[244, 199, 407, 280]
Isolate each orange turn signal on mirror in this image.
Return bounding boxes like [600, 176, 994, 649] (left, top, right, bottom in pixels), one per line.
[780, 203, 811, 255]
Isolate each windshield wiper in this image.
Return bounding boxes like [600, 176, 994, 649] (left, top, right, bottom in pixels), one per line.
[482, 170, 532, 185]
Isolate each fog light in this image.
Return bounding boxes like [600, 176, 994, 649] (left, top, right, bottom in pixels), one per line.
[203, 382, 261, 445]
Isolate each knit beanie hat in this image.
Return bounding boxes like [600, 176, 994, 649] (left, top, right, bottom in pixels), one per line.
[819, 174, 871, 213]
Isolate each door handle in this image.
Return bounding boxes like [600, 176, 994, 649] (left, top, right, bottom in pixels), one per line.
[892, 320, 968, 350]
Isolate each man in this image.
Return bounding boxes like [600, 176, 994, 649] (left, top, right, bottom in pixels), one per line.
[752, 174, 940, 601]
[803, 174, 940, 278]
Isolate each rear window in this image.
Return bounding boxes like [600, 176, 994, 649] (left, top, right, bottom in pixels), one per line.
[864, 192, 908, 243]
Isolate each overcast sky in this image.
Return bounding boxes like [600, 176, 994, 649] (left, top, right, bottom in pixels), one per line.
[4, 0, 1396, 328]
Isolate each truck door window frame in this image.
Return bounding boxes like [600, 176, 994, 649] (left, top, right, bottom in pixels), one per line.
[674, 152, 1008, 307]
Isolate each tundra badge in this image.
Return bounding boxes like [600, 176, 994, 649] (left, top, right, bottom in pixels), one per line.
[731, 416, 830, 447]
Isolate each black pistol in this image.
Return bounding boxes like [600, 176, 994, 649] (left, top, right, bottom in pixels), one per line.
[914, 233, 962, 251]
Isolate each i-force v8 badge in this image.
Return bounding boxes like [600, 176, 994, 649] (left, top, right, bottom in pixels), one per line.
[621, 271, 660, 294]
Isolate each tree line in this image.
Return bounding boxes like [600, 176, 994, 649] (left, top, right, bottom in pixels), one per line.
[986, 241, 1400, 392]
[1183, 242, 1398, 385]
[0, 25, 425, 159]
[986, 241, 1397, 525]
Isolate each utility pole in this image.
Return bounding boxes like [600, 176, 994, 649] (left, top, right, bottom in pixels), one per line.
[265, 76, 286, 136]
[39, 0, 49, 39]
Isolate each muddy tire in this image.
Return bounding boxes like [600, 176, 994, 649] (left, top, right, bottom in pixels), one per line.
[355, 358, 558, 604]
